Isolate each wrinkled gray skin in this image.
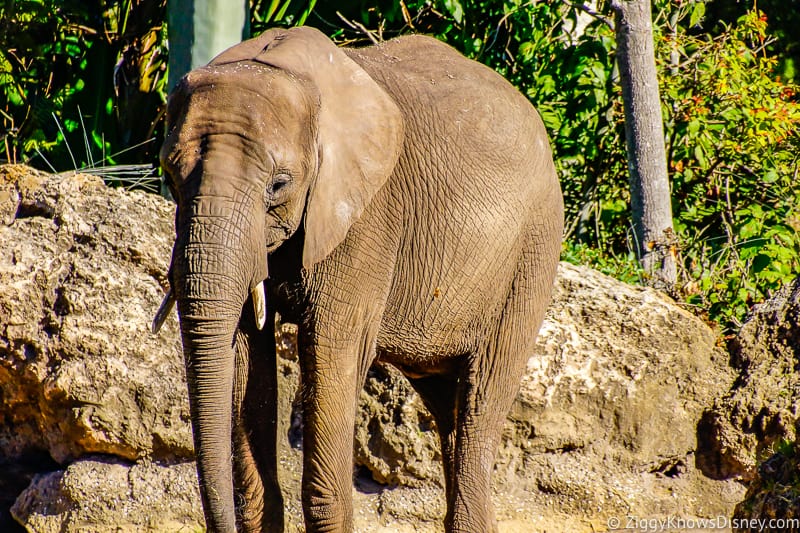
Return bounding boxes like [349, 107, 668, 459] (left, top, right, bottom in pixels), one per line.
[159, 26, 563, 533]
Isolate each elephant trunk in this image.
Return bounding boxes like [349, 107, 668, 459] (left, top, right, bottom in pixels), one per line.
[172, 196, 267, 532]
[178, 304, 238, 531]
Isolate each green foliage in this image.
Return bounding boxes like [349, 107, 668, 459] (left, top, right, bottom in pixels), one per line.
[251, 0, 318, 31]
[659, 8, 800, 328]
[773, 438, 798, 460]
[1, 1, 97, 165]
[705, 0, 800, 84]
[0, 0, 316, 171]
[561, 241, 644, 285]
[0, 0, 167, 187]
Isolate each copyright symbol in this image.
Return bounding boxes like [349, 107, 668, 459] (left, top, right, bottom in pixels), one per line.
[607, 516, 621, 530]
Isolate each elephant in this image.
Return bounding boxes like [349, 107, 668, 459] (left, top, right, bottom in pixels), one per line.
[153, 25, 563, 533]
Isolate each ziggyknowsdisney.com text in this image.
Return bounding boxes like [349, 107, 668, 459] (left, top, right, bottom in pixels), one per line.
[607, 515, 800, 531]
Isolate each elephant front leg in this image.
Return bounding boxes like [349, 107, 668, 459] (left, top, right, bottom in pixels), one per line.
[299, 326, 378, 532]
[233, 307, 285, 532]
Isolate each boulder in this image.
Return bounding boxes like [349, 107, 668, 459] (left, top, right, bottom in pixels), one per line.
[0, 165, 190, 464]
[697, 278, 800, 481]
[355, 262, 744, 524]
[10, 457, 203, 533]
[0, 165, 746, 531]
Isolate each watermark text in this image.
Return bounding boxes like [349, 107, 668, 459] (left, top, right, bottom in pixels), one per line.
[606, 515, 800, 531]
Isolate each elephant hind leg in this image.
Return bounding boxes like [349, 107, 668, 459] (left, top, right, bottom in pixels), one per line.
[407, 373, 460, 508]
[233, 309, 285, 532]
[443, 341, 539, 532]
[446, 230, 559, 533]
[409, 363, 519, 533]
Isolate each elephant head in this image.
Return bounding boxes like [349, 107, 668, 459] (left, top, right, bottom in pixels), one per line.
[153, 27, 403, 530]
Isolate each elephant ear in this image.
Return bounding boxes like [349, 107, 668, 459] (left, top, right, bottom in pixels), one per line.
[211, 27, 404, 269]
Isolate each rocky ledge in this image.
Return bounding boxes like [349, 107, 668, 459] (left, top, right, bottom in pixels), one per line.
[2, 165, 788, 532]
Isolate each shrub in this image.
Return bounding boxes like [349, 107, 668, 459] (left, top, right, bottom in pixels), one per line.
[660, 9, 800, 328]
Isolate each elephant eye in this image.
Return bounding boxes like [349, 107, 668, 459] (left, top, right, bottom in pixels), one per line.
[266, 172, 292, 203]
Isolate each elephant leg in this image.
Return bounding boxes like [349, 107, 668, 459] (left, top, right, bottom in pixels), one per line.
[299, 324, 379, 533]
[449, 235, 557, 533]
[447, 359, 520, 533]
[233, 307, 284, 532]
[407, 374, 460, 507]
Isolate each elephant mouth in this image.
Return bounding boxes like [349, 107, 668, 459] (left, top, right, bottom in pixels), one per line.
[265, 217, 298, 254]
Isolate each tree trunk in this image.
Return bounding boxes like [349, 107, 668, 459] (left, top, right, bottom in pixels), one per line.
[166, 0, 250, 89]
[610, 0, 677, 287]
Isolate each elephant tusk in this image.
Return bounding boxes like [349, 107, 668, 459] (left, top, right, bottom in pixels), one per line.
[252, 281, 267, 330]
[151, 287, 176, 334]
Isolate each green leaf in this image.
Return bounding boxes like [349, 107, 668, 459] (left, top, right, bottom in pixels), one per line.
[519, 42, 535, 61]
[7, 85, 24, 106]
[738, 219, 760, 240]
[689, 2, 706, 28]
[762, 169, 779, 183]
[439, 0, 464, 23]
[64, 118, 79, 133]
[738, 240, 761, 259]
[693, 144, 707, 168]
[538, 107, 562, 132]
[719, 107, 742, 122]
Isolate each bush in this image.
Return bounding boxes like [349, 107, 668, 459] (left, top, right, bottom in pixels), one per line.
[0, 0, 168, 183]
[660, 9, 800, 328]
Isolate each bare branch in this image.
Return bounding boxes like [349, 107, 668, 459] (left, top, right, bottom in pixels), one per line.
[336, 11, 380, 44]
[399, 0, 415, 30]
[571, 2, 615, 31]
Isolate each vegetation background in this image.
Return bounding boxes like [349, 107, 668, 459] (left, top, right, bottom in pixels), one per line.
[1, 0, 798, 334]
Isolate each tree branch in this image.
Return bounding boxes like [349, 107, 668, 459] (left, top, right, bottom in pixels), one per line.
[571, 2, 615, 31]
[336, 11, 380, 44]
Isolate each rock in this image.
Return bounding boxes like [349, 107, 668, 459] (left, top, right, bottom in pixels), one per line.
[355, 364, 442, 487]
[354, 262, 744, 524]
[0, 451, 57, 533]
[732, 438, 800, 531]
[712, 279, 800, 531]
[0, 165, 747, 531]
[11, 457, 203, 532]
[0, 165, 191, 464]
[697, 278, 800, 481]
